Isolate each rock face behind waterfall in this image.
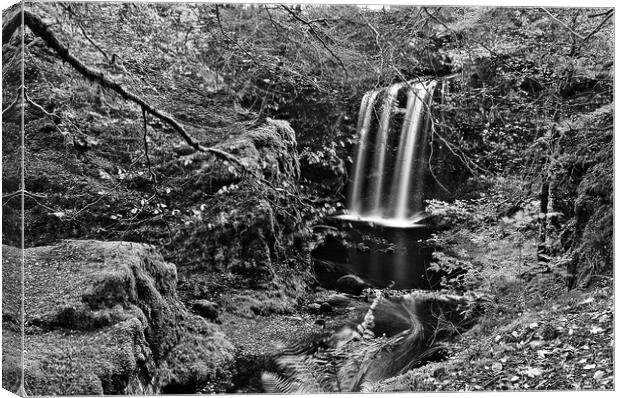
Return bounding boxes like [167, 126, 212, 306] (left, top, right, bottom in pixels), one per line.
[1, 241, 234, 395]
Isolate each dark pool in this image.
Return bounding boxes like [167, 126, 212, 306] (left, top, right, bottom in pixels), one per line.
[313, 219, 440, 290]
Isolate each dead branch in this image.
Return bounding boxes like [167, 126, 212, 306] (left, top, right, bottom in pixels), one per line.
[358, 11, 384, 85]
[427, 121, 450, 193]
[580, 10, 613, 43]
[141, 107, 156, 184]
[3, 9, 245, 168]
[281, 5, 348, 79]
[23, 91, 58, 120]
[2, 86, 22, 115]
[588, 10, 613, 18]
[214, 4, 260, 68]
[61, 4, 111, 63]
[541, 8, 585, 40]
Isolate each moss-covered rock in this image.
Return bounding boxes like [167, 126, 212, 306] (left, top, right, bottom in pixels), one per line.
[166, 119, 313, 307]
[2, 240, 234, 395]
[1, 245, 22, 394]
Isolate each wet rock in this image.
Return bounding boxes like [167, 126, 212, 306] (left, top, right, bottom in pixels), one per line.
[336, 274, 368, 295]
[311, 234, 348, 264]
[192, 300, 220, 321]
[433, 367, 447, 378]
[307, 303, 321, 314]
[326, 294, 353, 308]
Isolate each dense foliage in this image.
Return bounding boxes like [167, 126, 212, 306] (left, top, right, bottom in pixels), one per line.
[1, 3, 614, 394]
[2, 2, 613, 295]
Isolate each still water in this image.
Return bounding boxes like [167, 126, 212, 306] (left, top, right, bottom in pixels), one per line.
[313, 220, 439, 290]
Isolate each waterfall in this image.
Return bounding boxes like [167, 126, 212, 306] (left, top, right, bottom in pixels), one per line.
[368, 83, 403, 215]
[339, 80, 436, 227]
[348, 90, 380, 214]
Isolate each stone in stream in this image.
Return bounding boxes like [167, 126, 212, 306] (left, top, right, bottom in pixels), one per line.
[319, 302, 333, 313]
[306, 303, 322, 314]
[336, 274, 368, 295]
[326, 293, 354, 308]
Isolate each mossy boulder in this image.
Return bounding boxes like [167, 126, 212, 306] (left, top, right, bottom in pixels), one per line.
[2, 240, 234, 395]
[166, 119, 313, 305]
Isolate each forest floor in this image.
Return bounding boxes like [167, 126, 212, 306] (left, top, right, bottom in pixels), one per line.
[375, 274, 614, 391]
[3, 5, 613, 393]
[374, 219, 615, 392]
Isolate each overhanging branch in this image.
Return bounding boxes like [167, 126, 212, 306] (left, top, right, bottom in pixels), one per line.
[281, 5, 348, 79]
[3, 9, 244, 168]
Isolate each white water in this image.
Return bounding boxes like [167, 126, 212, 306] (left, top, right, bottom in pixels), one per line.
[339, 80, 436, 228]
[348, 90, 380, 215]
[369, 83, 402, 215]
[393, 81, 436, 220]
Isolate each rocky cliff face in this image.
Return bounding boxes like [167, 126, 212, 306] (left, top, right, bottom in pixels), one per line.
[2, 240, 234, 395]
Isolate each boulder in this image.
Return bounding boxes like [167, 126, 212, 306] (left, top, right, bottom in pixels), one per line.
[326, 294, 354, 308]
[306, 303, 321, 314]
[336, 274, 368, 295]
[2, 240, 234, 395]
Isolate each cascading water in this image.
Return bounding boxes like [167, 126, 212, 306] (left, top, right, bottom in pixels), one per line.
[339, 80, 437, 228]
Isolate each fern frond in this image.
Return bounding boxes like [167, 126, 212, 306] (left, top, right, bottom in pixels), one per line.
[261, 372, 297, 394]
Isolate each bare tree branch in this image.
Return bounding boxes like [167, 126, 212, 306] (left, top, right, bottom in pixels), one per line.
[214, 4, 260, 68]
[61, 4, 111, 63]
[358, 11, 384, 85]
[581, 10, 613, 43]
[2, 86, 22, 115]
[541, 8, 586, 40]
[3, 9, 245, 168]
[281, 5, 348, 79]
[587, 9, 613, 18]
[142, 107, 157, 184]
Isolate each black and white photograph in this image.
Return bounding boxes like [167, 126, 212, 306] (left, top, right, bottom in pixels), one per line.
[1, 0, 615, 395]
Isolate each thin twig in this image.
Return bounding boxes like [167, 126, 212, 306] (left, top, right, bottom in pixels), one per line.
[214, 4, 260, 67]
[2, 87, 21, 115]
[23, 91, 58, 120]
[142, 107, 156, 184]
[281, 5, 348, 79]
[62, 4, 111, 63]
[588, 10, 613, 18]
[4, 10, 246, 169]
[580, 10, 613, 43]
[23, 91, 69, 138]
[358, 10, 384, 85]
[541, 8, 585, 40]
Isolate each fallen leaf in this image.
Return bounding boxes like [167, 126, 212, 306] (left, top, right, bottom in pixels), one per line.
[593, 370, 605, 380]
[492, 362, 503, 373]
[583, 364, 596, 370]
